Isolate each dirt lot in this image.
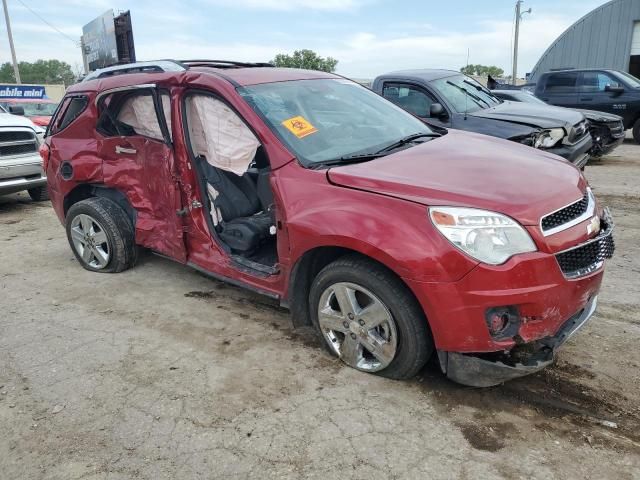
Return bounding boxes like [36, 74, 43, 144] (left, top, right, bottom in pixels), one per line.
[1, 140, 639, 480]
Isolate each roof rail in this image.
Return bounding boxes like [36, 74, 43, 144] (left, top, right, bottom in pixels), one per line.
[82, 60, 187, 82]
[180, 59, 274, 69]
[549, 67, 576, 71]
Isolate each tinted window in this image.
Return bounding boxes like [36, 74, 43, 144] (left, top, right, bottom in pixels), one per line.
[544, 73, 578, 93]
[382, 83, 436, 117]
[48, 96, 88, 135]
[579, 72, 622, 92]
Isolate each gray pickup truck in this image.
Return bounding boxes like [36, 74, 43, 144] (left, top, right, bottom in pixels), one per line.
[0, 110, 48, 201]
[372, 70, 593, 168]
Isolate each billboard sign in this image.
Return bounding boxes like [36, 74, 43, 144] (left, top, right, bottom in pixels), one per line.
[0, 85, 46, 99]
[82, 10, 118, 71]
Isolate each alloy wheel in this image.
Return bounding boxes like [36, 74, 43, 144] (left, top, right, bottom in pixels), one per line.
[317, 282, 398, 372]
[69, 214, 110, 269]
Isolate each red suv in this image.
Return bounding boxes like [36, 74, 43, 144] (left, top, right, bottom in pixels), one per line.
[42, 60, 614, 387]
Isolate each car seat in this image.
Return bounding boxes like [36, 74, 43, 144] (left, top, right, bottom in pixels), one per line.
[186, 95, 274, 254]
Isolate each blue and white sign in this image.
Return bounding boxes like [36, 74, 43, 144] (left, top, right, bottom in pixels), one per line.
[0, 85, 46, 99]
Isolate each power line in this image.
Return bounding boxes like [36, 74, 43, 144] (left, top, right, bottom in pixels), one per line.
[15, 0, 80, 47]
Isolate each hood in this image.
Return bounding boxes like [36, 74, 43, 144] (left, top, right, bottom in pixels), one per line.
[327, 130, 586, 226]
[470, 101, 584, 130]
[574, 109, 623, 123]
[0, 112, 39, 130]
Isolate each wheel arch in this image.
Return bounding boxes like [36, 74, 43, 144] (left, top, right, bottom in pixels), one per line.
[63, 184, 136, 225]
[286, 245, 429, 333]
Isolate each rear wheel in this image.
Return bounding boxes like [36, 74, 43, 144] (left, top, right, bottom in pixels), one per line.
[27, 186, 49, 201]
[633, 118, 640, 144]
[65, 197, 137, 273]
[309, 255, 433, 379]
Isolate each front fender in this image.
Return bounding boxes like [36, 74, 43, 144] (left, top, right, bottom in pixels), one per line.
[286, 188, 478, 284]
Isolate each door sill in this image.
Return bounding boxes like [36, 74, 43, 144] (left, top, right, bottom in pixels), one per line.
[187, 261, 280, 300]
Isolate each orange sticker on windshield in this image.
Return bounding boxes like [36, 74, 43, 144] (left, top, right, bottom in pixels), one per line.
[282, 116, 318, 138]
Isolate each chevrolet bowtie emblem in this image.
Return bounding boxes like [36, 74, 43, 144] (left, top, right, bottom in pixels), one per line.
[587, 216, 601, 235]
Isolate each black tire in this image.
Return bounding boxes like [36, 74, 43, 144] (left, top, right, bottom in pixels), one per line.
[633, 118, 640, 144]
[27, 186, 49, 202]
[309, 255, 433, 379]
[65, 197, 137, 273]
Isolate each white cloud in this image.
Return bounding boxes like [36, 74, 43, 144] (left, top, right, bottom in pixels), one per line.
[0, 3, 609, 81]
[201, 0, 367, 11]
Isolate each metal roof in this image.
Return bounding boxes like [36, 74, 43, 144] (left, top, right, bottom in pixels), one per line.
[529, 0, 640, 81]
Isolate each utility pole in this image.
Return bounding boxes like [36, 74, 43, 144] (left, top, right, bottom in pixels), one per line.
[2, 0, 21, 84]
[512, 0, 531, 85]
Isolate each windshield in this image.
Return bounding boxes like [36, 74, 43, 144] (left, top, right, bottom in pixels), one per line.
[238, 79, 433, 165]
[431, 74, 502, 113]
[615, 71, 640, 88]
[5, 102, 58, 116]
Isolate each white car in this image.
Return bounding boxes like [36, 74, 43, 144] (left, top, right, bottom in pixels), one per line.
[0, 110, 48, 201]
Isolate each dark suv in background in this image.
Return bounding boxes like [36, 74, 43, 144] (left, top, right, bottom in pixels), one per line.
[534, 69, 640, 143]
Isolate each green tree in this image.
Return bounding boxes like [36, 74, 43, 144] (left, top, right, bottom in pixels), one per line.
[0, 60, 76, 86]
[271, 49, 338, 73]
[460, 64, 505, 77]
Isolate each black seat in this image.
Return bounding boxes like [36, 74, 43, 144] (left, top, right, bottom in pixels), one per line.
[198, 157, 272, 253]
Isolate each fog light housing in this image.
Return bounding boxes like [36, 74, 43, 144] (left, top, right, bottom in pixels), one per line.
[485, 306, 520, 339]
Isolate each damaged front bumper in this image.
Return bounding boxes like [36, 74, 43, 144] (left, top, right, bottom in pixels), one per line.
[438, 295, 598, 387]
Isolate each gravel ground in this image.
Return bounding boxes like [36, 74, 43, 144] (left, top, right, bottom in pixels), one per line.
[1, 140, 639, 479]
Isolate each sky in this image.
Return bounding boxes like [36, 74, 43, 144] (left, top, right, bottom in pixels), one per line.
[0, 0, 610, 79]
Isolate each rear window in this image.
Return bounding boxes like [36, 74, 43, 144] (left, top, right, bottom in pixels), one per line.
[544, 73, 578, 93]
[48, 96, 88, 136]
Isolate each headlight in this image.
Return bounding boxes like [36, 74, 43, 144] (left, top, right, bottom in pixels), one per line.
[429, 207, 537, 265]
[534, 128, 565, 148]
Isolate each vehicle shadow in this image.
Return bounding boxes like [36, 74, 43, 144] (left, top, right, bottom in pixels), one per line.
[0, 192, 48, 214]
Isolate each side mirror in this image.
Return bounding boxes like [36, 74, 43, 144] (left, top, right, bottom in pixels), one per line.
[8, 105, 25, 116]
[605, 85, 624, 95]
[430, 103, 446, 118]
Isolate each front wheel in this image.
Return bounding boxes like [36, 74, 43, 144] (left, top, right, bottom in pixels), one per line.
[65, 197, 137, 273]
[309, 255, 433, 379]
[633, 118, 640, 144]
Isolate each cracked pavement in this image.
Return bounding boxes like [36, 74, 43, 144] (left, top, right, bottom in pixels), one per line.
[1, 141, 639, 479]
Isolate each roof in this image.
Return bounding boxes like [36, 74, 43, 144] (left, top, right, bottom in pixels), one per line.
[377, 69, 460, 82]
[529, 0, 640, 81]
[67, 61, 339, 94]
[190, 67, 337, 86]
[541, 68, 619, 75]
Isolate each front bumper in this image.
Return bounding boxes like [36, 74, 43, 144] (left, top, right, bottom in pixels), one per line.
[438, 295, 598, 387]
[546, 133, 592, 168]
[0, 155, 46, 196]
[591, 128, 625, 157]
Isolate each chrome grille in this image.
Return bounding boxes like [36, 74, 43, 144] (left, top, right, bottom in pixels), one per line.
[555, 212, 614, 279]
[608, 120, 624, 135]
[541, 190, 591, 234]
[0, 129, 37, 158]
[568, 120, 589, 143]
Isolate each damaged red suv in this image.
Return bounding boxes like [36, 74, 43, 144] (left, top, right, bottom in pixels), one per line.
[42, 60, 614, 387]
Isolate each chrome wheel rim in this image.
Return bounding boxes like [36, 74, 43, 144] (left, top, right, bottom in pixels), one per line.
[70, 214, 110, 269]
[318, 282, 398, 372]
